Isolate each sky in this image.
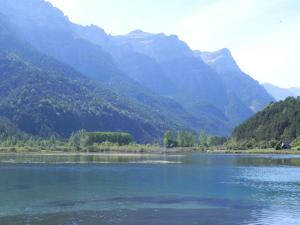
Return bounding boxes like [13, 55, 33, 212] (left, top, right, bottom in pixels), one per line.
[47, 0, 300, 88]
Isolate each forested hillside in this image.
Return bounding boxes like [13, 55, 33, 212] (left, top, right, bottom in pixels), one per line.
[230, 97, 300, 148]
[0, 13, 188, 142]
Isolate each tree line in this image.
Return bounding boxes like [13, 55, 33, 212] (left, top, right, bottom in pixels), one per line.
[0, 130, 134, 150]
[163, 130, 227, 148]
[0, 127, 228, 151]
[68, 130, 133, 149]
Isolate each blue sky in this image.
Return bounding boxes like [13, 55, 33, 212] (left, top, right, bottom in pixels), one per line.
[47, 0, 300, 88]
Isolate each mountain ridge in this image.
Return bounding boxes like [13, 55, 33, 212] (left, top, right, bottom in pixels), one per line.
[264, 83, 300, 101]
[0, 0, 275, 139]
[0, 12, 188, 142]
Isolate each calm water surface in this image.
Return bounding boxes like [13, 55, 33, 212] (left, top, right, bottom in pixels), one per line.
[0, 153, 300, 225]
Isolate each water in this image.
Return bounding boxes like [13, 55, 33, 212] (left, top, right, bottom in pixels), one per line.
[1, 153, 300, 225]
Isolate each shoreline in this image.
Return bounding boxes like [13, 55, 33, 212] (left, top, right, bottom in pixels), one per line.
[1, 148, 300, 155]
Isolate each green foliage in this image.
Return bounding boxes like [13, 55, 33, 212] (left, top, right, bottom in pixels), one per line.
[199, 131, 208, 146]
[207, 136, 227, 147]
[292, 136, 300, 148]
[163, 130, 195, 148]
[176, 131, 185, 147]
[68, 130, 89, 149]
[0, 117, 27, 139]
[177, 131, 195, 147]
[0, 134, 65, 151]
[163, 131, 175, 148]
[86, 132, 133, 145]
[230, 97, 300, 149]
[68, 130, 133, 148]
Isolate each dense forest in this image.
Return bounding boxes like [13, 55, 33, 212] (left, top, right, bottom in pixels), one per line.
[229, 97, 300, 149]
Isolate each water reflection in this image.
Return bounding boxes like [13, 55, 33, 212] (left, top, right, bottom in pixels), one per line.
[234, 155, 300, 167]
[0, 153, 183, 164]
[1, 153, 300, 225]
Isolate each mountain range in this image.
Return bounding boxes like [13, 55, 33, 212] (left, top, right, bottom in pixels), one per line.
[0, 0, 274, 142]
[264, 83, 300, 101]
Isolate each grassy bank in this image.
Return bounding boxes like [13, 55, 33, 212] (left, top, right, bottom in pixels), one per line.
[1, 144, 300, 155]
[0, 144, 201, 154]
[208, 148, 300, 154]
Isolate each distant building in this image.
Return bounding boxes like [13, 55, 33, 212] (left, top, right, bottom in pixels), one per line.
[281, 142, 291, 150]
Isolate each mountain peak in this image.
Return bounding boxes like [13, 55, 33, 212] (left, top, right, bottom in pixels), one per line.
[128, 29, 154, 36]
[199, 48, 241, 74]
[215, 48, 231, 56]
[115, 30, 191, 62]
[128, 30, 167, 38]
[129, 29, 146, 34]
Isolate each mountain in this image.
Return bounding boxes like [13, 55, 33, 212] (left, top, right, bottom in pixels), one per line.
[1, 0, 215, 139]
[0, 0, 233, 135]
[109, 31, 273, 127]
[86, 29, 262, 130]
[288, 87, 300, 96]
[112, 31, 229, 106]
[263, 83, 300, 101]
[0, 116, 26, 139]
[230, 97, 300, 148]
[263, 83, 297, 101]
[0, 0, 275, 138]
[0, 12, 189, 142]
[198, 49, 274, 112]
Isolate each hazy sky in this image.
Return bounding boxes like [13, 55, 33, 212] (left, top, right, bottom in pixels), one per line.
[47, 0, 300, 88]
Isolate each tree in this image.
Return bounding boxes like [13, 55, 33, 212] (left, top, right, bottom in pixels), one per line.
[186, 132, 195, 147]
[68, 129, 88, 149]
[207, 135, 215, 147]
[177, 131, 186, 147]
[207, 136, 227, 147]
[164, 130, 175, 148]
[176, 131, 195, 147]
[49, 135, 57, 148]
[199, 131, 207, 146]
[292, 136, 300, 147]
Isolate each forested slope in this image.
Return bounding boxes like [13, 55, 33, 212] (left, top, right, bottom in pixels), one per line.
[230, 97, 300, 148]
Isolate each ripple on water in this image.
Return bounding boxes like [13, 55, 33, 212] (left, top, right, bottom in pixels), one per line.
[0, 208, 258, 225]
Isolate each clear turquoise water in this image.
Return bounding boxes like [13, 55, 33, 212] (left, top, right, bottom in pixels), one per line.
[1, 153, 300, 225]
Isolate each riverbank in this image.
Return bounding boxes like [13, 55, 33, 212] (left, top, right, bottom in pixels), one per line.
[209, 149, 300, 154]
[0, 145, 200, 155]
[1, 145, 300, 155]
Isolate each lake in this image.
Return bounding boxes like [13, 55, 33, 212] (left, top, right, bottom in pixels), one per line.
[1, 153, 300, 225]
